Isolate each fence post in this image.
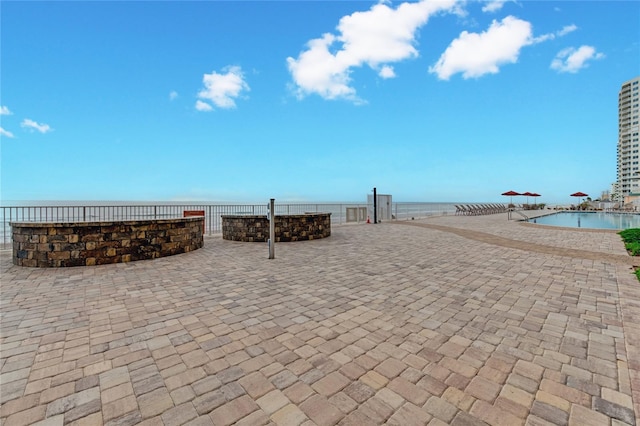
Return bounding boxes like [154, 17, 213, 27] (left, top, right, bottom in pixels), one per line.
[268, 199, 275, 259]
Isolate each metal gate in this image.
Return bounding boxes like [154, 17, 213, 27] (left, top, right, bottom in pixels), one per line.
[346, 207, 367, 223]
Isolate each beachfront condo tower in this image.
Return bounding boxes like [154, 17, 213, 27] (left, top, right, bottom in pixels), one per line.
[617, 76, 640, 197]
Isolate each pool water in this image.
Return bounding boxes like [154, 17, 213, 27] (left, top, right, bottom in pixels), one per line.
[532, 212, 640, 230]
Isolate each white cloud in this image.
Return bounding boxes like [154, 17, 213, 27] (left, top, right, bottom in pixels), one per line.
[21, 119, 52, 134]
[0, 106, 12, 115]
[287, 0, 458, 102]
[196, 66, 249, 110]
[482, 0, 508, 13]
[557, 24, 577, 37]
[195, 100, 213, 111]
[169, 91, 178, 101]
[550, 45, 604, 73]
[429, 16, 533, 80]
[532, 23, 578, 43]
[288, 33, 358, 102]
[379, 65, 396, 79]
[0, 127, 15, 138]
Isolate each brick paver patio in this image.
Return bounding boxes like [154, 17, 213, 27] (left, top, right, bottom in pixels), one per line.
[1, 212, 639, 425]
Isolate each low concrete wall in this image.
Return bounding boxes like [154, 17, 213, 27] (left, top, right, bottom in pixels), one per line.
[11, 217, 204, 267]
[222, 213, 331, 242]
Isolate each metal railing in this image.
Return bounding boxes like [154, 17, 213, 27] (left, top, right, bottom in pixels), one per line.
[0, 202, 458, 248]
[507, 209, 529, 222]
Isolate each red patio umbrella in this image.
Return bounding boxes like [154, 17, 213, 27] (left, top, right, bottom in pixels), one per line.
[531, 193, 541, 208]
[501, 190, 520, 205]
[571, 192, 588, 209]
[521, 192, 534, 206]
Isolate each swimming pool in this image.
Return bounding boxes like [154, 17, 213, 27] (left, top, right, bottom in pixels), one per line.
[531, 212, 640, 230]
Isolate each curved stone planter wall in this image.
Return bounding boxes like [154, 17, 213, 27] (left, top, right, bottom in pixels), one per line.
[222, 213, 331, 242]
[11, 217, 204, 267]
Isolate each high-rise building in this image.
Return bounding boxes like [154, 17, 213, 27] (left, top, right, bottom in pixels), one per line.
[617, 76, 640, 197]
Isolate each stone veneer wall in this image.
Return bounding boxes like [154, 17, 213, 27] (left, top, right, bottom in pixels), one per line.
[222, 213, 331, 242]
[11, 217, 204, 267]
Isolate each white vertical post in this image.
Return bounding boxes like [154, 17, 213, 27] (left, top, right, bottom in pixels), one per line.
[268, 198, 275, 259]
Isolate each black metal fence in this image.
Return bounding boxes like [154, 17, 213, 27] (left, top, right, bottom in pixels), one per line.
[0, 202, 457, 248]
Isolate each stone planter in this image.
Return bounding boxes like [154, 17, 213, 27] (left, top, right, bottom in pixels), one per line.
[222, 213, 331, 242]
[11, 217, 204, 267]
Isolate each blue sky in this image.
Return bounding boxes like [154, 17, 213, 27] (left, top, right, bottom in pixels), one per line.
[1, 0, 638, 204]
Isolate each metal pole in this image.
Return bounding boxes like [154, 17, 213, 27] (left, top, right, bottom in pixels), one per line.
[373, 187, 377, 224]
[268, 198, 275, 259]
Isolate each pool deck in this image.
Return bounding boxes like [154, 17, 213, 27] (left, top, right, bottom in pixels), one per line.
[1, 211, 639, 425]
